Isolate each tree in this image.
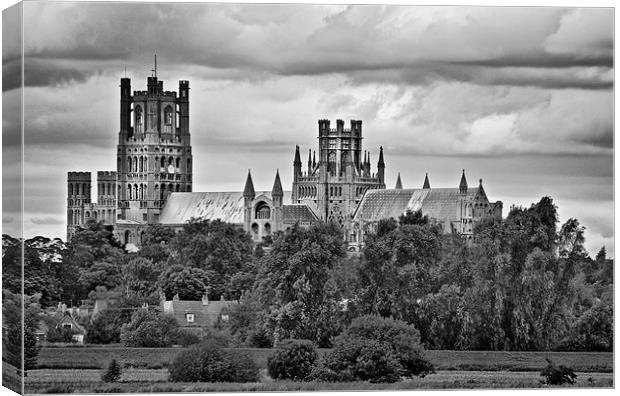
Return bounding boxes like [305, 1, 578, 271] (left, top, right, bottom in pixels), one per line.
[120, 309, 180, 347]
[256, 223, 345, 347]
[102, 359, 122, 382]
[62, 220, 124, 303]
[85, 309, 129, 344]
[313, 315, 434, 382]
[166, 219, 255, 299]
[357, 221, 441, 324]
[158, 265, 210, 300]
[121, 256, 162, 299]
[2, 291, 42, 375]
[595, 246, 606, 262]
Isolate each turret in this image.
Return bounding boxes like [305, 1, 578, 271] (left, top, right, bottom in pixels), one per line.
[459, 169, 468, 194]
[395, 172, 403, 189]
[120, 78, 132, 136]
[377, 146, 385, 184]
[243, 169, 255, 200]
[423, 173, 430, 189]
[272, 170, 283, 203]
[178, 80, 190, 136]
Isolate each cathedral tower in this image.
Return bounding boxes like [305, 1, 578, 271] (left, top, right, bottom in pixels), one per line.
[116, 72, 193, 225]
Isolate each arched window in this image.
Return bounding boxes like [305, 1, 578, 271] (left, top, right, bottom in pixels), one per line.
[264, 223, 271, 236]
[133, 184, 138, 200]
[168, 156, 173, 166]
[139, 157, 143, 172]
[255, 202, 271, 219]
[127, 185, 132, 200]
[176, 184, 180, 192]
[160, 157, 165, 168]
[124, 230, 131, 244]
[144, 156, 148, 171]
[164, 106, 173, 133]
[69, 184, 73, 196]
[85, 211, 90, 218]
[82, 184, 87, 196]
[328, 151, 337, 175]
[133, 156, 138, 172]
[68, 209, 73, 225]
[117, 157, 121, 172]
[135, 106, 143, 134]
[127, 156, 132, 172]
[187, 158, 191, 171]
[251, 223, 259, 237]
[175, 157, 180, 168]
[139, 184, 144, 200]
[160, 184, 165, 199]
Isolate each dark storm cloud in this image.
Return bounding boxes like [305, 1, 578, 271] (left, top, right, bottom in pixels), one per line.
[2, 217, 15, 224]
[20, 3, 613, 90]
[23, 59, 94, 89]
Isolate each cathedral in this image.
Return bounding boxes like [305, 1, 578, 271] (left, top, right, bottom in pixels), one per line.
[67, 73, 503, 250]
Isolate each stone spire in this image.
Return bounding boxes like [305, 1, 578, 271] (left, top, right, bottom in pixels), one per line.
[272, 169, 283, 197]
[243, 169, 255, 199]
[395, 172, 403, 189]
[293, 145, 302, 167]
[477, 178, 487, 199]
[459, 169, 468, 194]
[307, 149, 312, 173]
[423, 173, 430, 189]
[377, 146, 385, 184]
[312, 150, 316, 167]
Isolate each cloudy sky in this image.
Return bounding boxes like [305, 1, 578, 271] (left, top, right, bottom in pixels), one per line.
[2, 1, 614, 257]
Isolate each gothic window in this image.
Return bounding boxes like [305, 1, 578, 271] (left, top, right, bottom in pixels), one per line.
[133, 156, 138, 172]
[69, 184, 73, 196]
[125, 230, 131, 244]
[164, 106, 173, 124]
[176, 157, 180, 168]
[135, 106, 143, 134]
[328, 151, 337, 175]
[83, 184, 87, 196]
[160, 157, 165, 168]
[139, 157, 143, 172]
[85, 211, 90, 218]
[168, 156, 173, 166]
[264, 223, 271, 236]
[160, 184, 165, 199]
[176, 184, 180, 192]
[133, 184, 138, 200]
[139, 184, 144, 200]
[148, 103, 157, 131]
[163, 106, 174, 134]
[127, 157, 132, 172]
[251, 223, 259, 237]
[255, 202, 271, 219]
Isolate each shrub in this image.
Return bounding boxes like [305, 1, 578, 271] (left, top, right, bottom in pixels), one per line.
[168, 340, 259, 383]
[120, 309, 179, 347]
[312, 315, 434, 383]
[86, 309, 128, 344]
[174, 329, 201, 346]
[46, 326, 79, 343]
[540, 359, 577, 385]
[267, 339, 317, 381]
[101, 359, 122, 383]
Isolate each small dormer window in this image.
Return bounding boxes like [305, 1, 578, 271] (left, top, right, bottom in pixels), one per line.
[186, 314, 195, 323]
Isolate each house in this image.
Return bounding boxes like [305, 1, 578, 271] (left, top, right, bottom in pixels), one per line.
[161, 294, 237, 336]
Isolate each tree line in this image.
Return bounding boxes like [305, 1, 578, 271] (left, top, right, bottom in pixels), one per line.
[2, 196, 613, 355]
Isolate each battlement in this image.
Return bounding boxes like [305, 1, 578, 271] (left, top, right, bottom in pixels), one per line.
[318, 119, 362, 133]
[97, 171, 117, 179]
[67, 171, 91, 181]
[133, 90, 177, 98]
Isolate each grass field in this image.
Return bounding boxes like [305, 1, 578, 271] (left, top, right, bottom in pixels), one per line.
[36, 346, 614, 372]
[25, 346, 613, 393]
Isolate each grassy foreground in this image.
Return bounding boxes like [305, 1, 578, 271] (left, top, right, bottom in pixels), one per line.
[23, 347, 614, 393]
[24, 369, 614, 393]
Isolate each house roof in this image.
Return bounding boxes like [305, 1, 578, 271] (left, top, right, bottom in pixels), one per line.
[162, 300, 237, 327]
[353, 187, 480, 224]
[159, 191, 293, 225]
